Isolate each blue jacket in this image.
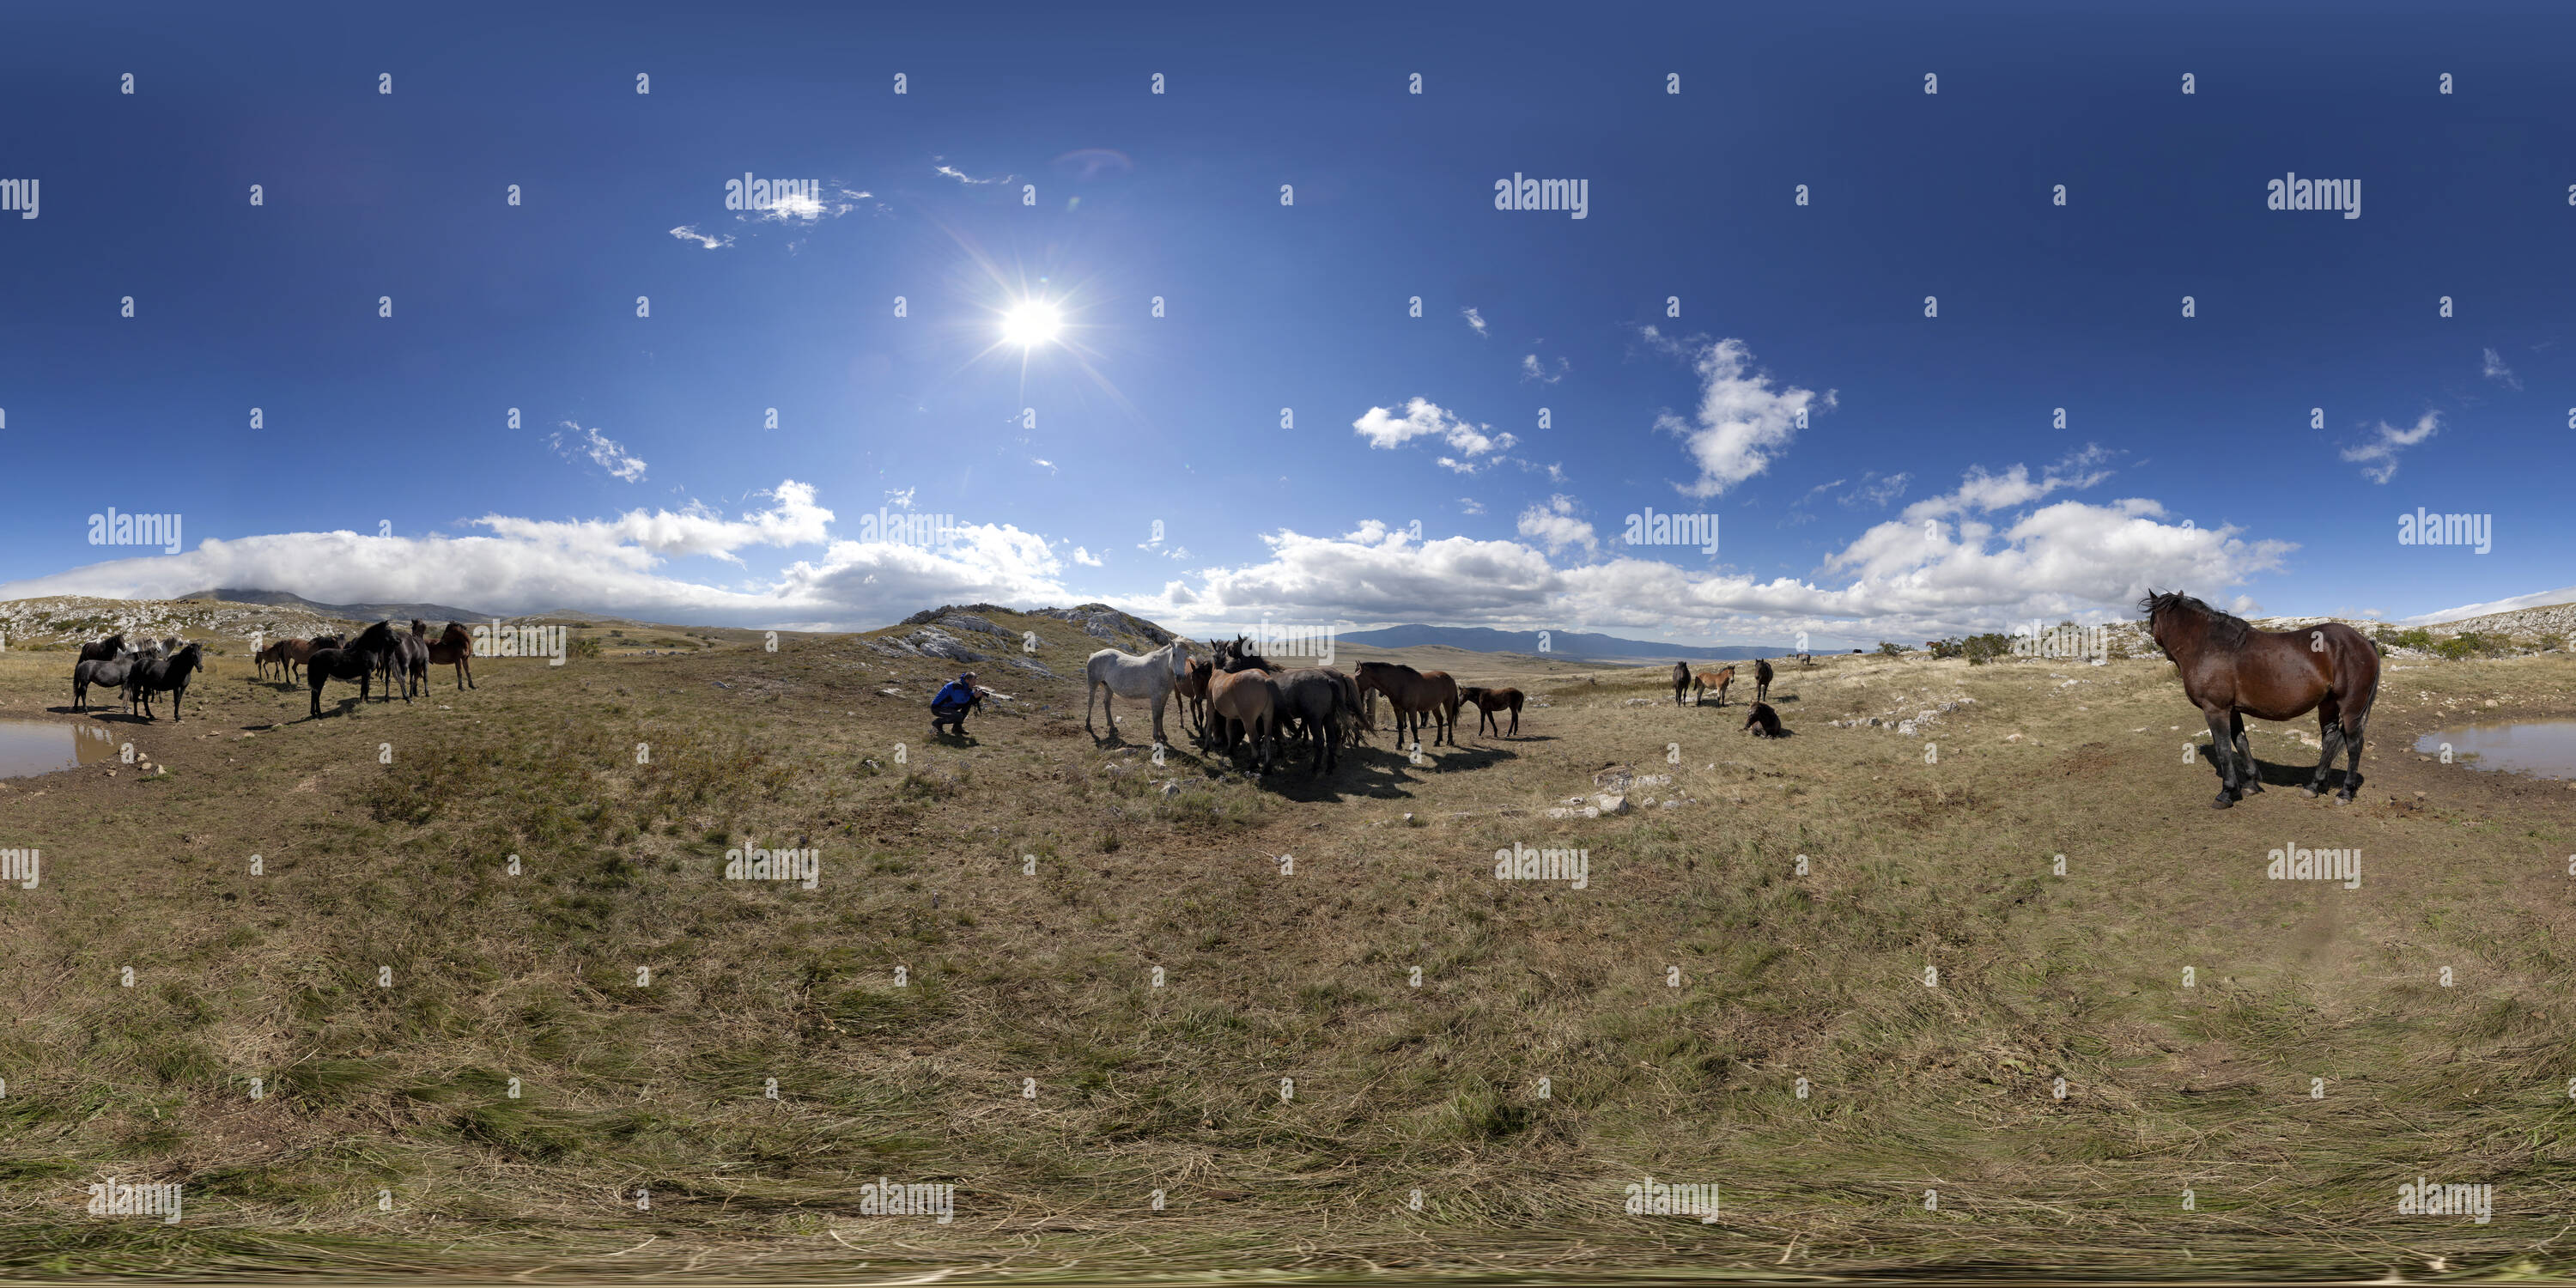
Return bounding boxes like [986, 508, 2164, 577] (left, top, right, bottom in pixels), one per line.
[933, 680, 976, 708]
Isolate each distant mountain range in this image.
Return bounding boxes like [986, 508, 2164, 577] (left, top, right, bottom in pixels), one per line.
[179, 588, 495, 624]
[1336, 624, 1801, 661]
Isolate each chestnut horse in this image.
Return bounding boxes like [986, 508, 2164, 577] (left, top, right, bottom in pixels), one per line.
[1692, 665, 1735, 707]
[1354, 661, 1457, 748]
[416, 619, 477, 690]
[1458, 685, 1525, 738]
[2142, 590, 2379, 808]
[1206, 651, 1280, 775]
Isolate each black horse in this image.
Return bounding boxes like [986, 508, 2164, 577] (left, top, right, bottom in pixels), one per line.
[73, 657, 137, 714]
[308, 622, 404, 717]
[1754, 658, 1775, 702]
[1741, 702, 1789, 738]
[127, 642, 204, 721]
[78, 633, 128, 665]
[1271, 666, 1363, 777]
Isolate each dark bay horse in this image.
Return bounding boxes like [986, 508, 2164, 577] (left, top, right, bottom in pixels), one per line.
[418, 620, 477, 690]
[1754, 658, 1775, 702]
[1271, 666, 1363, 776]
[1670, 661, 1691, 706]
[1354, 661, 1456, 748]
[2142, 590, 2379, 808]
[1459, 685, 1524, 738]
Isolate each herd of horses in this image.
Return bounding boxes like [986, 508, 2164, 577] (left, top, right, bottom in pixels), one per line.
[66, 619, 477, 721]
[1076, 592, 2367, 809]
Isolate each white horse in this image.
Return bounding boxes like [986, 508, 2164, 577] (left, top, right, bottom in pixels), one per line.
[1084, 638, 1193, 745]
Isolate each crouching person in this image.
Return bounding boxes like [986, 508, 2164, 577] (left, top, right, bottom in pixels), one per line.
[931, 671, 984, 738]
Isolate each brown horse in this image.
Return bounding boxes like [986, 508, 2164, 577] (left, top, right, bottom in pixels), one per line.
[417, 619, 477, 690]
[1354, 661, 1456, 748]
[277, 635, 342, 683]
[1754, 658, 1775, 702]
[2142, 590, 2380, 808]
[254, 639, 290, 680]
[1670, 661, 1691, 705]
[1458, 685, 1524, 738]
[1692, 665, 1735, 707]
[1206, 663, 1280, 775]
[1177, 657, 1212, 735]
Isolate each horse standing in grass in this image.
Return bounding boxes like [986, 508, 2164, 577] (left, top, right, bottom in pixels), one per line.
[73, 657, 138, 714]
[1354, 661, 1456, 748]
[2142, 590, 2380, 808]
[254, 640, 288, 680]
[1692, 665, 1735, 707]
[418, 620, 477, 690]
[1458, 686, 1525, 738]
[1206, 647, 1281, 775]
[1670, 661, 1691, 705]
[1754, 658, 1775, 702]
[1176, 657, 1212, 736]
[278, 635, 339, 683]
[1084, 638, 1190, 747]
[126, 642, 204, 721]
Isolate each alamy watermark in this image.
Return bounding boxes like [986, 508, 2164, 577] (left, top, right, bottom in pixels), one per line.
[1493, 173, 1589, 220]
[1621, 507, 1718, 554]
[0, 177, 36, 219]
[1624, 1176, 1720, 1222]
[1, 847, 36, 890]
[2397, 1177, 2492, 1224]
[471, 622, 567, 665]
[2269, 842, 2360, 889]
[1230, 619, 1336, 664]
[88, 1178, 182, 1224]
[854, 507, 961, 550]
[2011, 620, 2108, 661]
[1493, 841, 1589, 889]
[88, 507, 182, 554]
[2267, 172, 2360, 219]
[857, 1177, 955, 1224]
[725, 842, 819, 890]
[2397, 507, 2490, 554]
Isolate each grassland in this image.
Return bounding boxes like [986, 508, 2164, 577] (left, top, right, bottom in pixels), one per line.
[2, 605, 2573, 1281]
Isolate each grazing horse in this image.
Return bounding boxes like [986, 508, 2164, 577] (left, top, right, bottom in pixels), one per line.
[1206, 663, 1280, 775]
[126, 642, 204, 721]
[73, 657, 138, 714]
[2142, 590, 2381, 808]
[417, 620, 477, 690]
[78, 633, 128, 666]
[279, 635, 340, 683]
[1670, 661, 1692, 706]
[254, 639, 289, 680]
[1692, 666, 1735, 707]
[1741, 702, 1788, 738]
[379, 622, 432, 699]
[1084, 639, 1189, 746]
[349, 622, 409, 704]
[1754, 658, 1775, 702]
[1458, 685, 1525, 738]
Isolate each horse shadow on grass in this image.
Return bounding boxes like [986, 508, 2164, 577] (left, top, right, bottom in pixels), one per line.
[2197, 744, 2361, 798]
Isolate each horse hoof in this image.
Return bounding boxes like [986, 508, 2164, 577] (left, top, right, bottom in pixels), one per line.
[2302, 787, 2320, 798]
[2210, 794, 2234, 810]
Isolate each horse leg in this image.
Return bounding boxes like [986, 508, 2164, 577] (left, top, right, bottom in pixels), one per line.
[2303, 699, 2342, 798]
[2231, 712, 2262, 793]
[1151, 690, 1167, 749]
[2202, 708, 2240, 807]
[2338, 710, 2367, 803]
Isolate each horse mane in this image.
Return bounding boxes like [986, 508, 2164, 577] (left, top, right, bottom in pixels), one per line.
[2140, 589, 2252, 651]
[439, 622, 473, 646]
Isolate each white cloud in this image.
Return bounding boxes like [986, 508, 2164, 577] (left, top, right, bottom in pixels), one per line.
[935, 165, 1009, 185]
[2341, 411, 2439, 484]
[1352, 398, 1519, 470]
[1516, 495, 1597, 555]
[1642, 331, 1833, 498]
[1461, 307, 1488, 337]
[1520, 353, 1567, 384]
[884, 487, 917, 509]
[1458, 497, 1487, 516]
[668, 225, 733, 249]
[1071, 545, 1103, 567]
[1841, 471, 1911, 508]
[1902, 447, 2107, 521]
[2481, 347, 2521, 390]
[2, 482, 1079, 632]
[549, 422, 648, 483]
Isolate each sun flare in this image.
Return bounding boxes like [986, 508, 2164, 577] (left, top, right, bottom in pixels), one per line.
[1000, 300, 1063, 347]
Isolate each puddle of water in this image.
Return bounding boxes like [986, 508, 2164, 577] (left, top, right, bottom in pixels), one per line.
[0, 720, 121, 779]
[2414, 720, 2576, 780]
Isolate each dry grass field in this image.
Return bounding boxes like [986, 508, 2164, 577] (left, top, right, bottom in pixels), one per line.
[3, 603, 2573, 1281]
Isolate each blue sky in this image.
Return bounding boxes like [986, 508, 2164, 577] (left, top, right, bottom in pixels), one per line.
[2, 0, 2569, 648]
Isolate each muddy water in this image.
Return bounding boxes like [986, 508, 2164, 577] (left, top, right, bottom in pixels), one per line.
[0, 720, 119, 779]
[2414, 720, 2576, 780]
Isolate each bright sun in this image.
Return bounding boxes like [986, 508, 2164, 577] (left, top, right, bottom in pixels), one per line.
[1001, 300, 1063, 347]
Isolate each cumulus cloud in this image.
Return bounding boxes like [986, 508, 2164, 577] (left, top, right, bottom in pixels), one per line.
[1351, 398, 1519, 469]
[1, 482, 1079, 632]
[668, 225, 733, 249]
[1071, 545, 1103, 567]
[2481, 347, 2520, 390]
[2341, 410, 2439, 484]
[1516, 495, 1597, 555]
[1641, 330, 1833, 498]
[1902, 447, 2108, 522]
[1461, 307, 1488, 337]
[1458, 497, 1487, 516]
[549, 422, 648, 483]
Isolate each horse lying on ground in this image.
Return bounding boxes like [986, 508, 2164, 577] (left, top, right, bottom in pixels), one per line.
[1085, 638, 1189, 746]
[1741, 702, 1788, 738]
[1755, 659, 1775, 702]
[1692, 666, 1735, 706]
[1458, 686, 1525, 738]
[1670, 661, 1691, 706]
[127, 642, 204, 721]
[1354, 661, 1457, 748]
[73, 657, 137, 714]
[419, 620, 476, 690]
[2142, 589, 2379, 807]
